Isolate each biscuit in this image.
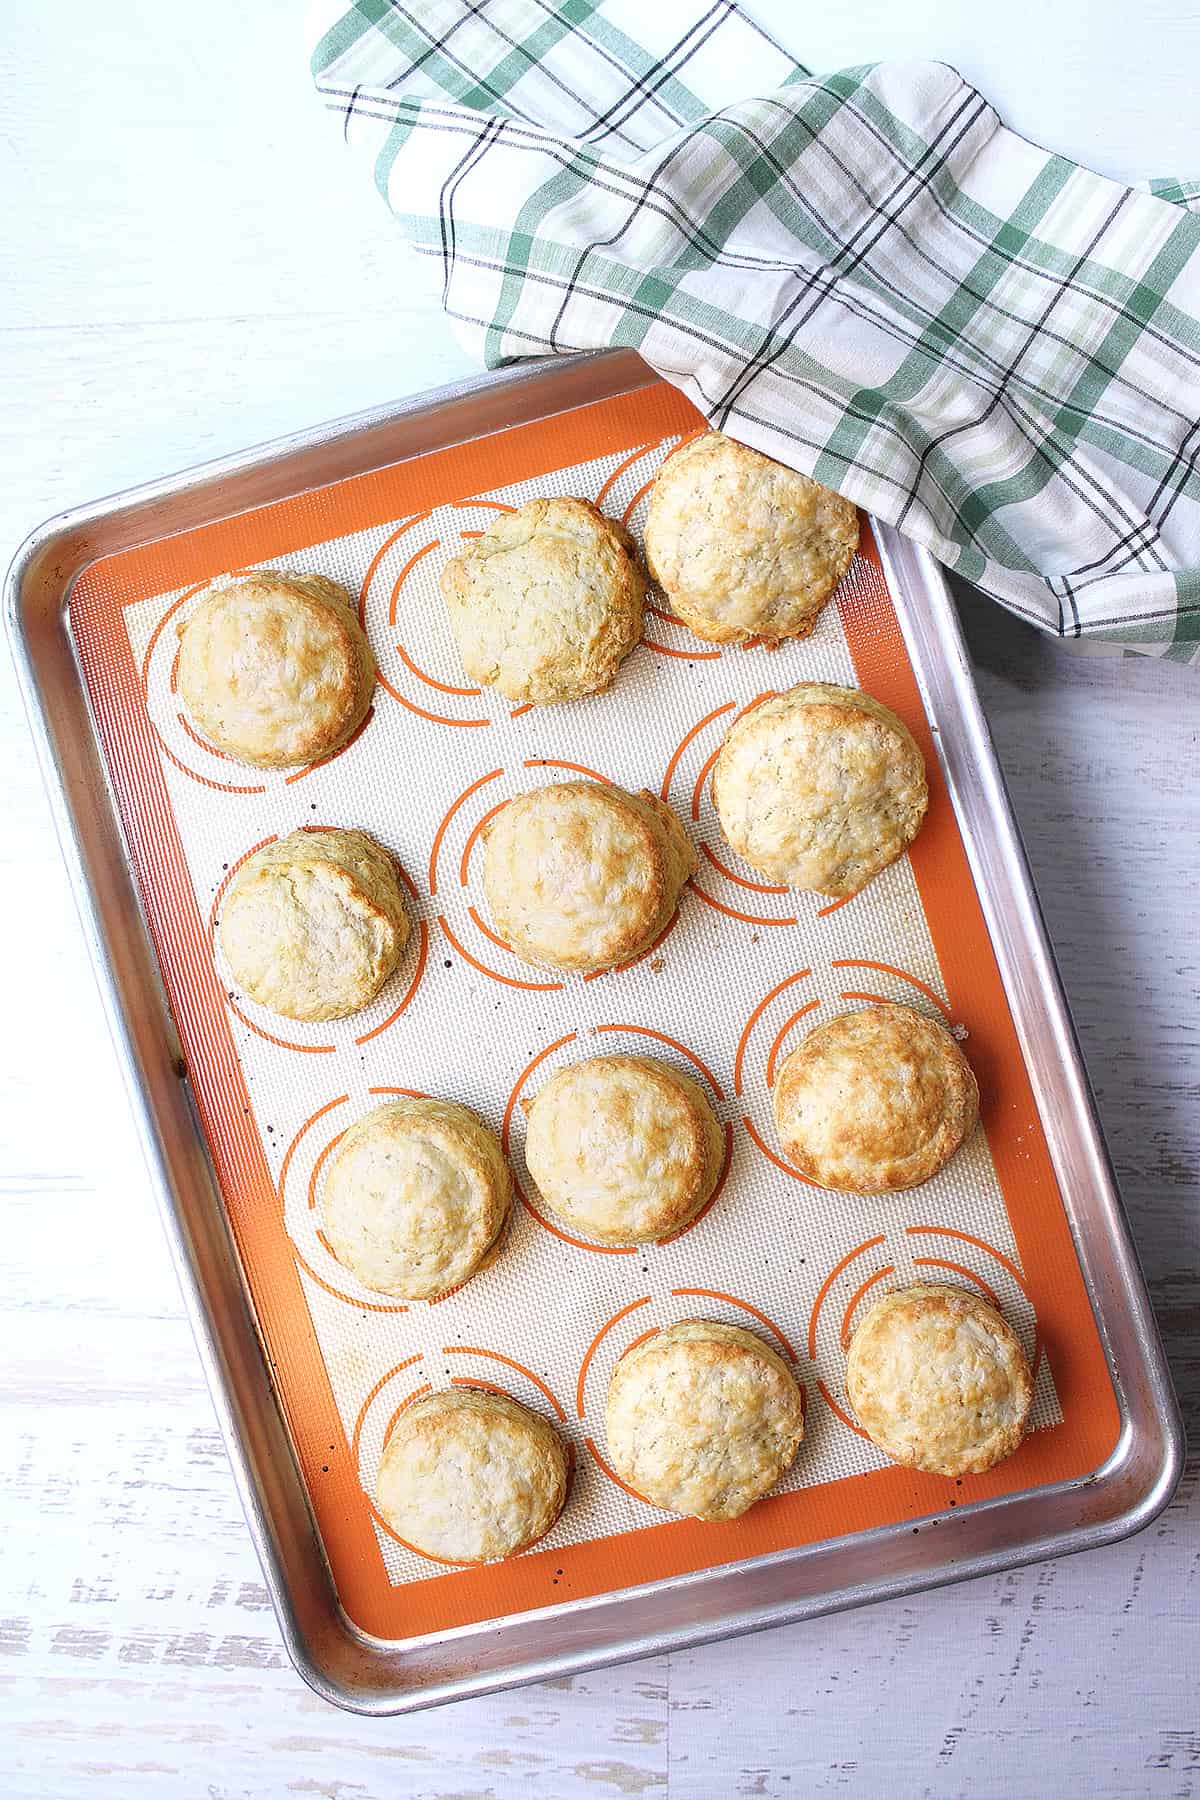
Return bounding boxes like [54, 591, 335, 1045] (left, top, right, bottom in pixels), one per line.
[482, 780, 696, 974]
[375, 1388, 568, 1562]
[439, 496, 644, 704]
[219, 828, 409, 1022]
[773, 1004, 978, 1192]
[643, 433, 859, 644]
[604, 1319, 805, 1520]
[845, 1283, 1033, 1476]
[712, 682, 928, 896]
[524, 1054, 724, 1244]
[322, 1097, 511, 1300]
[176, 568, 375, 767]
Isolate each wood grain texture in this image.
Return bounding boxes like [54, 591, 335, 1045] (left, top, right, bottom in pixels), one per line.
[1, 3, 1197, 1796]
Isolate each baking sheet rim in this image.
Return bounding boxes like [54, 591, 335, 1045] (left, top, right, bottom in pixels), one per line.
[5, 349, 1183, 1713]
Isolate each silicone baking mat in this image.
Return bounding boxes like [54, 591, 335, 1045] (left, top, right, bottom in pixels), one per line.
[69, 380, 1119, 1640]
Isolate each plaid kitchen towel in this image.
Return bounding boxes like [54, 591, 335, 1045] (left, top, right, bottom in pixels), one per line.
[308, 0, 1200, 663]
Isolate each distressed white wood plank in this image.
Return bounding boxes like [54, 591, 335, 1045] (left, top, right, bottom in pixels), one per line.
[1, 1664, 668, 1800]
[1, 0, 1198, 1795]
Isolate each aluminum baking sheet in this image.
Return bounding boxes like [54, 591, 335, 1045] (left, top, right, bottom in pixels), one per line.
[7, 350, 1181, 1713]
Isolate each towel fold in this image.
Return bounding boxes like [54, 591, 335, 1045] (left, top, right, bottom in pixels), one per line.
[309, 0, 1200, 664]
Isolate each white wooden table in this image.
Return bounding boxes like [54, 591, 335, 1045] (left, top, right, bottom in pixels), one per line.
[2, 5, 1197, 1795]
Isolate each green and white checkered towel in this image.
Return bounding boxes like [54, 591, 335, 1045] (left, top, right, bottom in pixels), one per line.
[308, 0, 1200, 664]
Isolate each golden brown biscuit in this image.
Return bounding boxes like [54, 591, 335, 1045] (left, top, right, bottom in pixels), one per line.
[176, 569, 375, 768]
[482, 780, 696, 974]
[643, 432, 859, 644]
[439, 496, 644, 704]
[219, 828, 409, 1022]
[322, 1097, 511, 1300]
[604, 1319, 805, 1520]
[773, 1004, 978, 1192]
[524, 1054, 724, 1243]
[845, 1283, 1033, 1476]
[712, 682, 928, 896]
[375, 1388, 568, 1562]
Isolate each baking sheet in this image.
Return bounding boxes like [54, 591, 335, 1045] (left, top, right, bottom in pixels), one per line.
[67, 379, 1120, 1641]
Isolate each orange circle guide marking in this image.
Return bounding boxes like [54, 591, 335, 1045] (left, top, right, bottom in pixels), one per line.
[393, 640, 481, 699]
[808, 1237, 888, 1360]
[275, 1094, 349, 1204]
[733, 969, 813, 1095]
[208, 835, 275, 938]
[913, 1257, 1002, 1312]
[284, 704, 375, 784]
[660, 703, 735, 801]
[595, 441, 656, 507]
[681, 693, 778, 812]
[839, 1266, 896, 1349]
[689, 742, 724, 819]
[593, 1021, 724, 1100]
[353, 914, 429, 1046]
[502, 1032, 579, 1145]
[381, 1384, 434, 1449]
[140, 578, 213, 691]
[580, 907, 681, 983]
[656, 1122, 733, 1245]
[443, 1346, 569, 1422]
[429, 768, 503, 895]
[585, 1437, 653, 1504]
[671, 1286, 798, 1363]
[387, 539, 441, 626]
[905, 1224, 1031, 1295]
[764, 1000, 823, 1089]
[466, 905, 517, 956]
[376, 674, 491, 728]
[459, 799, 511, 886]
[690, 882, 799, 928]
[226, 995, 336, 1055]
[740, 1114, 819, 1184]
[523, 755, 612, 784]
[645, 634, 722, 662]
[358, 513, 435, 625]
[176, 712, 233, 760]
[831, 958, 954, 1019]
[438, 914, 563, 992]
[817, 1379, 871, 1439]
[351, 1356, 424, 1465]
[618, 473, 658, 523]
[305, 1131, 345, 1211]
[699, 842, 789, 895]
[575, 1296, 652, 1417]
[157, 736, 266, 796]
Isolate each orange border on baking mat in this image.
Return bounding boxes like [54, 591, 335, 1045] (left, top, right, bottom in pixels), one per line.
[68, 380, 1119, 1641]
